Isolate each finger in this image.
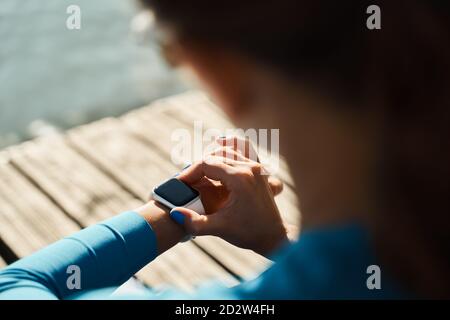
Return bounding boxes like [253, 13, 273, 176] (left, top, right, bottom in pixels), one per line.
[170, 207, 224, 236]
[216, 136, 259, 162]
[209, 152, 279, 193]
[268, 176, 284, 195]
[178, 158, 237, 188]
[210, 146, 249, 162]
[210, 158, 266, 176]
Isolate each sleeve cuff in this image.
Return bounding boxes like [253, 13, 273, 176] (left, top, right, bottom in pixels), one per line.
[99, 211, 158, 270]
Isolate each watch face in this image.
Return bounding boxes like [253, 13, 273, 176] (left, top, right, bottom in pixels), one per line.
[154, 178, 199, 206]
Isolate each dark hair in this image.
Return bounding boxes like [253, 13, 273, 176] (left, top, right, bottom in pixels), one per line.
[141, 0, 450, 297]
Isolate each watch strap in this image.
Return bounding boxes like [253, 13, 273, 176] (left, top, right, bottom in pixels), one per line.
[180, 197, 205, 242]
[185, 197, 205, 215]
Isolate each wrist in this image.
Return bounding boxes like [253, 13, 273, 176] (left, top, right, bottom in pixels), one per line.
[255, 223, 293, 257]
[135, 200, 187, 254]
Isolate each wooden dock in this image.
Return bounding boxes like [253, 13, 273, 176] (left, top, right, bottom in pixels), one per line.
[0, 91, 300, 292]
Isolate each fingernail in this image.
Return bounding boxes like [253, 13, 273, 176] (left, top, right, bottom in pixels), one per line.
[170, 210, 185, 225]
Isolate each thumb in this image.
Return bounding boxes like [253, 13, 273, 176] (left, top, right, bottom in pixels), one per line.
[170, 207, 223, 236]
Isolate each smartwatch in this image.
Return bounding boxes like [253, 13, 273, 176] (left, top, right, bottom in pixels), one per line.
[151, 177, 205, 241]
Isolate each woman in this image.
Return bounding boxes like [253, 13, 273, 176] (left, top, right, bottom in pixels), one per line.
[0, 0, 449, 299]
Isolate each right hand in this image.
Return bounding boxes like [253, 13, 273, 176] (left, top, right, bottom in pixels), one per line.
[174, 154, 289, 256]
[187, 136, 283, 214]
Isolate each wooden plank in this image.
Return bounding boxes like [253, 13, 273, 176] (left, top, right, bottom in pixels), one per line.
[7, 138, 136, 225]
[5, 134, 237, 291]
[137, 241, 239, 292]
[67, 117, 174, 201]
[0, 152, 80, 258]
[67, 110, 271, 280]
[162, 92, 233, 130]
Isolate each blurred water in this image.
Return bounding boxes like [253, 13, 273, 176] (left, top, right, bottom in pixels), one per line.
[0, 0, 187, 148]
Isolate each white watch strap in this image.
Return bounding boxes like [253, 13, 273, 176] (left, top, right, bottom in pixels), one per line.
[185, 197, 205, 215]
[180, 197, 204, 242]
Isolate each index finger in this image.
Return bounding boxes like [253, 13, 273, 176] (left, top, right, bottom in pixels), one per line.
[178, 158, 237, 188]
[216, 136, 259, 162]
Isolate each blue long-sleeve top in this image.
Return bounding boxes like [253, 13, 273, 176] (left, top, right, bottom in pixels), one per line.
[0, 211, 406, 299]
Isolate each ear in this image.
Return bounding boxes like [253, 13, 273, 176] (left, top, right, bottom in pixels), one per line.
[175, 41, 254, 122]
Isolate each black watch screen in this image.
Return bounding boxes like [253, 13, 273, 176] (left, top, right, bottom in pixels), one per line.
[154, 178, 199, 206]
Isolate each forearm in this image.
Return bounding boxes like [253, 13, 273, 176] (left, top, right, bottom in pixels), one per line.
[0, 203, 184, 300]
